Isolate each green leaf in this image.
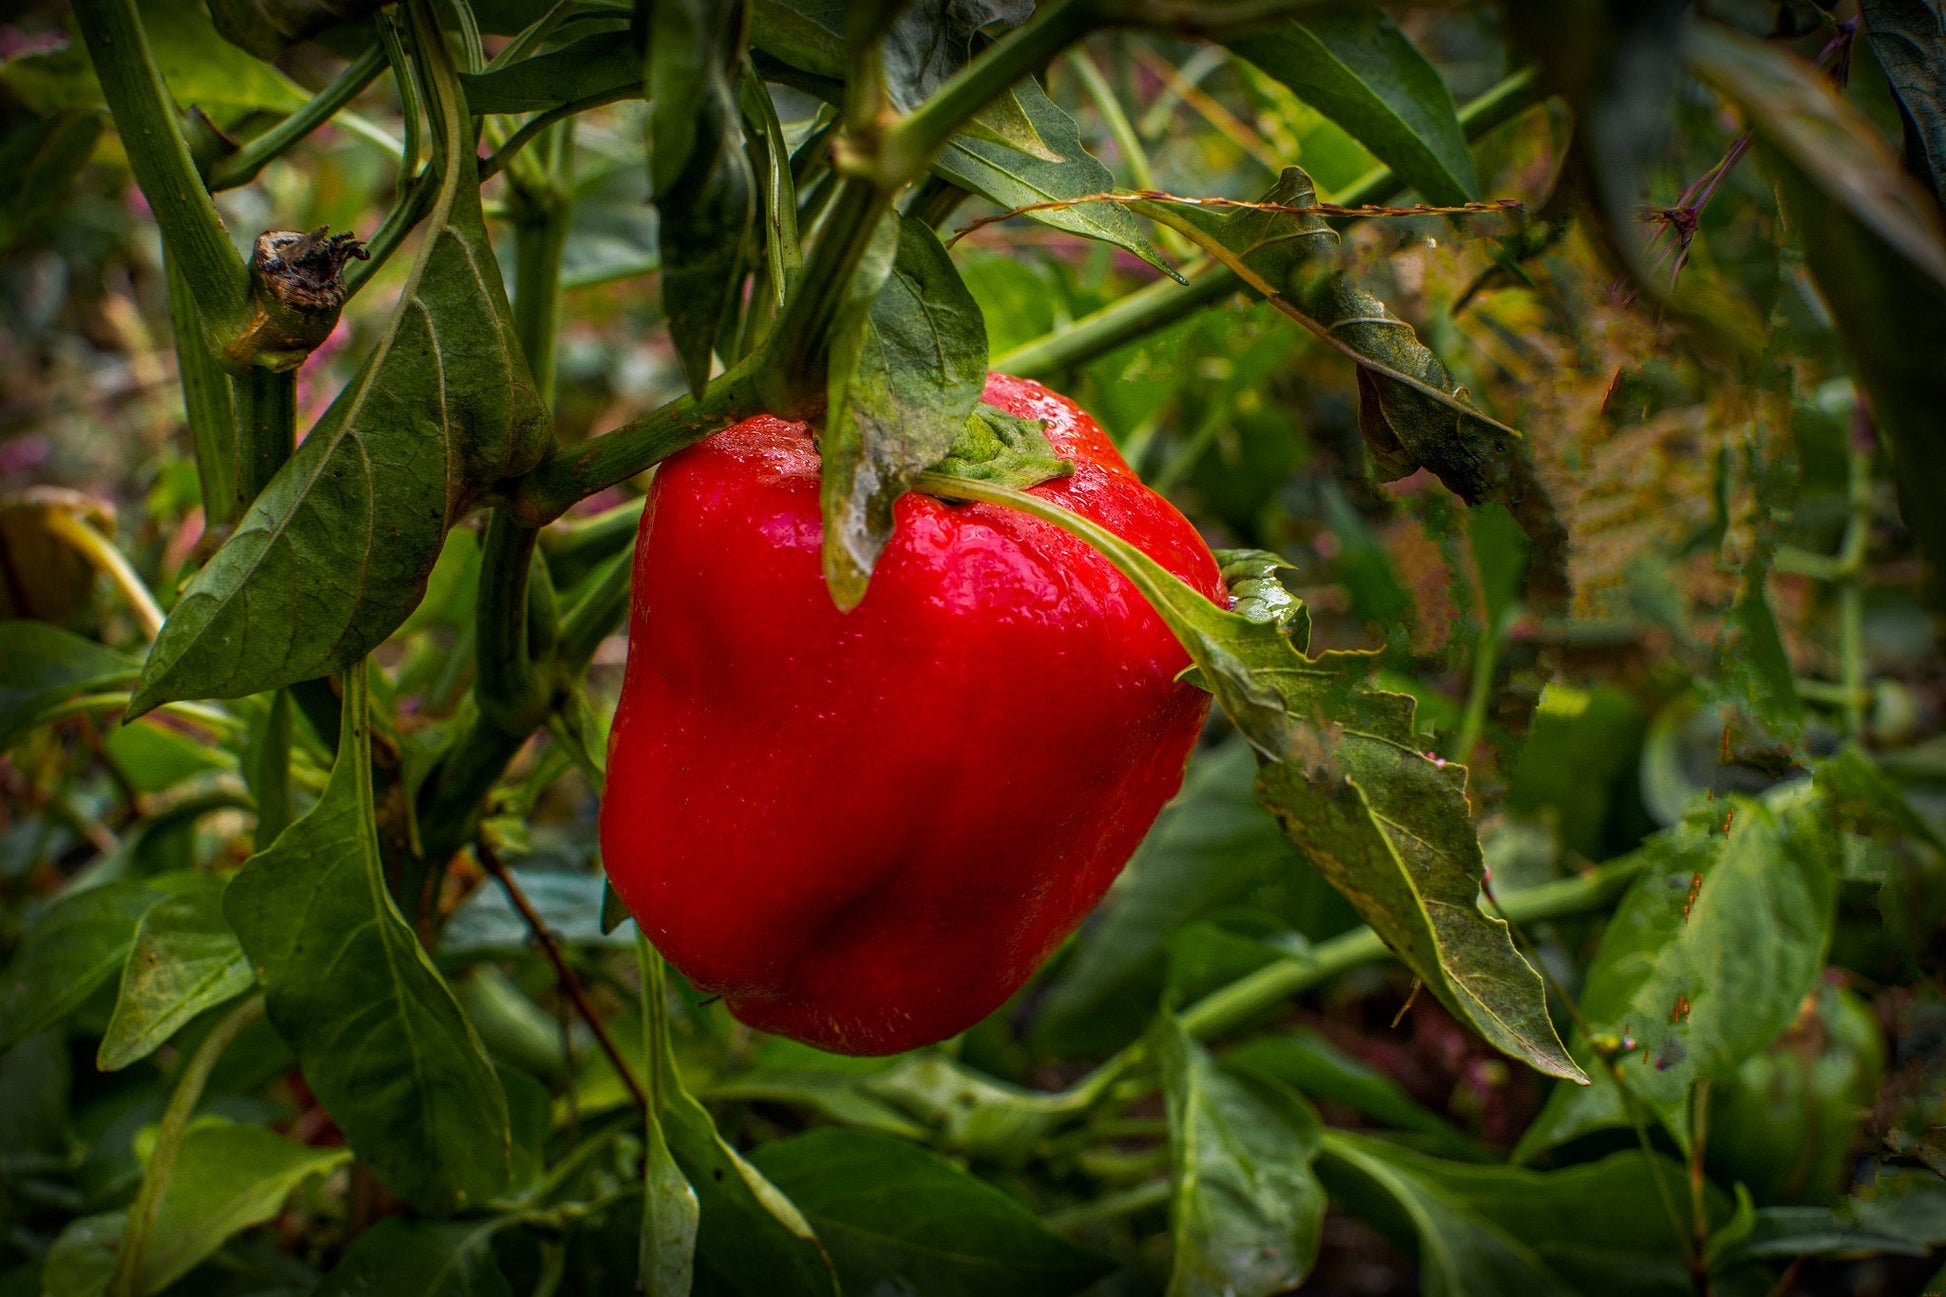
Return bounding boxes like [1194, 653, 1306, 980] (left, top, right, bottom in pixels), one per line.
[1224, 12, 1478, 204]
[97, 884, 253, 1071]
[225, 670, 510, 1213]
[139, 1120, 352, 1292]
[40, 1213, 124, 1297]
[241, 689, 294, 848]
[748, 0, 1169, 270]
[1818, 744, 1946, 856]
[0, 110, 102, 251]
[1689, 22, 1946, 595]
[1, 0, 309, 117]
[1722, 549, 1805, 738]
[821, 216, 988, 610]
[1859, 0, 1946, 206]
[915, 472, 1581, 1082]
[641, 1112, 699, 1297]
[127, 8, 550, 715]
[1216, 549, 1311, 651]
[662, 1083, 839, 1296]
[203, 0, 387, 61]
[461, 32, 639, 115]
[933, 75, 1173, 275]
[0, 881, 163, 1051]
[649, 0, 759, 395]
[316, 1218, 518, 1297]
[0, 620, 137, 752]
[1224, 1030, 1479, 1158]
[37, 1122, 347, 1297]
[1321, 1136, 1703, 1297]
[742, 63, 802, 308]
[1518, 801, 1838, 1158]
[1155, 1015, 1325, 1297]
[1133, 169, 1569, 608]
[750, 1129, 1107, 1297]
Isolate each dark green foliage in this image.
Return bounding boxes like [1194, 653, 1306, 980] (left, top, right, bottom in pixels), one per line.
[3, 3, 1942, 1295]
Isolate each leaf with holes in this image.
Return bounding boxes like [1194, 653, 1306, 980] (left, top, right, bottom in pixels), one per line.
[915, 472, 1582, 1082]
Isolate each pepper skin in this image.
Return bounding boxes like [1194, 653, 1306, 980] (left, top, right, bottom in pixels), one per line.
[601, 374, 1223, 1054]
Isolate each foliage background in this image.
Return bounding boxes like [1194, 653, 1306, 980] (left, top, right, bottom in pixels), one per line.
[2, 0, 1945, 1294]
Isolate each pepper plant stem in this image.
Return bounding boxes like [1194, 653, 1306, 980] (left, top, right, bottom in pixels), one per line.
[511, 352, 769, 523]
[164, 253, 240, 527]
[507, 121, 574, 411]
[1066, 850, 1648, 1107]
[207, 44, 388, 191]
[231, 368, 297, 509]
[476, 511, 553, 734]
[72, 0, 250, 343]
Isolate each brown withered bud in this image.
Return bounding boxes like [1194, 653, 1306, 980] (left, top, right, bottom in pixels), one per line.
[228, 227, 369, 371]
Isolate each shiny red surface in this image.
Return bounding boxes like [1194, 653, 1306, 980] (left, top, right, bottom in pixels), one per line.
[600, 374, 1224, 1054]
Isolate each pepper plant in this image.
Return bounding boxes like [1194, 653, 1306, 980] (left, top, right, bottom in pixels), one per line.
[2, 0, 1945, 1294]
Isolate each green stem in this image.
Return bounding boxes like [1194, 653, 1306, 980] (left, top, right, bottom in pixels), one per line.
[1066, 855, 1646, 1103]
[884, 0, 1096, 184]
[480, 87, 638, 182]
[1837, 445, 1873, 741]
[381, 10, 424, 198]
[1044, 1180, 1170, 1232]
[1071, 47, 1155, 190]
[994, 65, 1546, 377]
[71, 0, 250, 342]
[508, 122, 574, 411]
[165, 253, 239, 527]
[476, 510, 554, 734]
[109, 995, 267, 1297]
[346, 164, 437, 296]
[556, 548, 634, 674]
[207, 44, 388, 191]
[1451, 611, 1511, 765]
[40, 511, 165, 640]
[512, 353, 769, 522]
[762, 176, 892, 415]
[231, 368, 297, 509]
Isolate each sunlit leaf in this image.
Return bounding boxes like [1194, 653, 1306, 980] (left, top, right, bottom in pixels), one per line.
[1226, 11, 1478, 204]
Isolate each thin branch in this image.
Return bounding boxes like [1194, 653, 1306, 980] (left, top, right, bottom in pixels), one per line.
[948, 187, 1522, 247]
[476, 838, 649, 1114]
